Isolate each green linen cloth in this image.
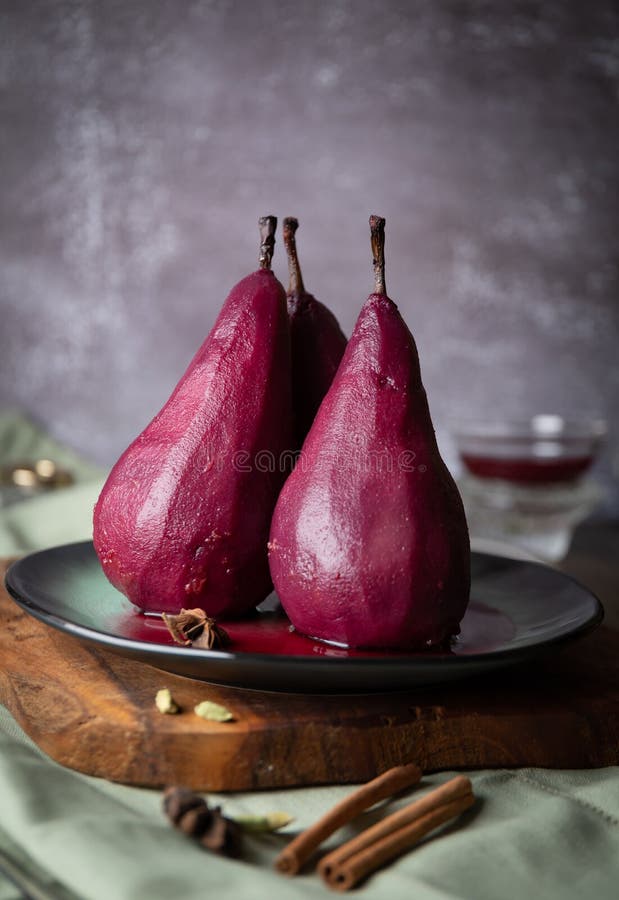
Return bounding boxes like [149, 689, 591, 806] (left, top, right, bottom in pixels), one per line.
[1, 411, 618, 899]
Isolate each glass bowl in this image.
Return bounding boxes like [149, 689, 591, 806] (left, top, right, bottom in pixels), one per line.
[450, 414, 607, 561]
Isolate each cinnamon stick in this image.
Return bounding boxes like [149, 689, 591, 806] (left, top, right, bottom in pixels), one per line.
[274, 763, 422, 875]
[318, 775, 474, 891]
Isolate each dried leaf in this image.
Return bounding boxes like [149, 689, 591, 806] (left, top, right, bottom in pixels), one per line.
[194, 700, 235, 723]
[155, 688, 180, 715]
[233, 812, 294, 833]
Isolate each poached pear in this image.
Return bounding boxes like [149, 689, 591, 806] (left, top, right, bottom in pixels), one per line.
[283, 218, 347, 447]
[269, 216, 470, 649]
[94, 216, 292, 617]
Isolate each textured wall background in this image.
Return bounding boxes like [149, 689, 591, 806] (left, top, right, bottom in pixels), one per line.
[1, 1, 618, 502]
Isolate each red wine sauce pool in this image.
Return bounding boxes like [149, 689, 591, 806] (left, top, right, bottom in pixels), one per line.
[119, 600, 514, 657]
[461, 453, 593, 484]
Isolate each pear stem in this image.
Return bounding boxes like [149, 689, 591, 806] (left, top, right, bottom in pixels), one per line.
[369, 215, 387, 295]
[283, 217, 305, 295]
[259, 215, 277, 269]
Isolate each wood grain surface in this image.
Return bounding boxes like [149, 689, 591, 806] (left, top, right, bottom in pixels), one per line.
[1, 560, 618, 791]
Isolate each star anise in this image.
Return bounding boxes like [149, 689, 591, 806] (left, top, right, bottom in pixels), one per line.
[161, 608, 230, 650]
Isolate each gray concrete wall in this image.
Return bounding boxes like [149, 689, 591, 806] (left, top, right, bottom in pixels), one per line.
[1, 1, 617, 503]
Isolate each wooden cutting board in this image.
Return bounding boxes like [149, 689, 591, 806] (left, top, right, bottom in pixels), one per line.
[1, 560, 618, 791]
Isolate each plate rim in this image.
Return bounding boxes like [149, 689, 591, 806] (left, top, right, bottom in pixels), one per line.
[4, 540, 604, 675]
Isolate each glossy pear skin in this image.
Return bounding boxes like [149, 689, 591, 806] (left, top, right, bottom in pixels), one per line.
[288, 291, 347, 447]
[269, 292, 470, 649]
[94, 268, 292, 617]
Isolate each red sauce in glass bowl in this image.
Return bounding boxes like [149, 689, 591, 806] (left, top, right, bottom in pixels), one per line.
[460, 453, 594, 485]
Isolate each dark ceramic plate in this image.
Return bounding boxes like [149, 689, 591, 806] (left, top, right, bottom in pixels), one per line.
[5, 541, 603, 693]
